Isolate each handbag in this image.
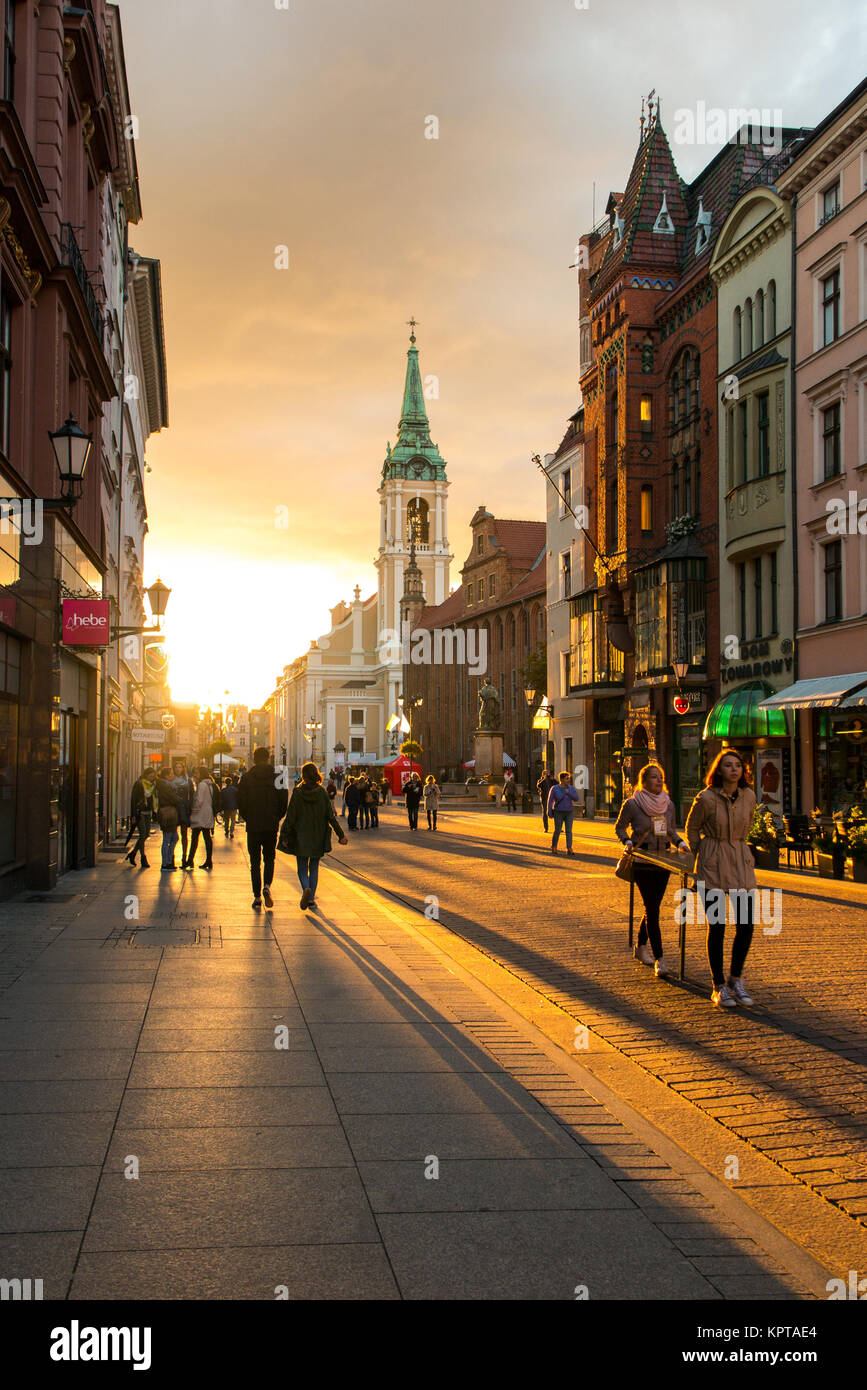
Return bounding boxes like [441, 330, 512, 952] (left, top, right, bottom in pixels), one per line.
[277, 817, 297, 854]
[614, 828, 650, 882]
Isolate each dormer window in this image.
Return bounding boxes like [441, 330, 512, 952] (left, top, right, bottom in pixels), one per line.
[653, 193, 675, 235]
[477, 535, 483, 554]
[612, 210, 624, 247]
[695, 198, 711, 254]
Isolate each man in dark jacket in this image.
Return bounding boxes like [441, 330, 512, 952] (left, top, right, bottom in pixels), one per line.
[403, 773, 423, 831]
[221, 775, 240, 838]
[343, 776, 361, 831]
[237, 748, 289, 909]
[537, 770, 556, 833]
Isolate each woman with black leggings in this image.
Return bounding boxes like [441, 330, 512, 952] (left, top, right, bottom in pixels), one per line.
[614, 763, 690, 979]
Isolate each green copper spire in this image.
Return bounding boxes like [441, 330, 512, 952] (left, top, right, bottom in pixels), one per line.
[382, 324, 448, 482]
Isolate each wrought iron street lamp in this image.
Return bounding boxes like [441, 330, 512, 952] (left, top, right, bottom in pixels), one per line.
[45, 414, 92, 511]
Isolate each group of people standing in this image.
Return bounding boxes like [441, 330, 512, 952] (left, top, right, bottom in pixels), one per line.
[127, 761, 223, 873]
[538, 751, 760, 1009]
[339, 774, 386, 831]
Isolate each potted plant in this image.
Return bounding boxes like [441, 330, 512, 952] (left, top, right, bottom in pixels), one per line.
[847, 813, 867, 884]
[747, 807, 781, 870]
[813, 822, 846, 879]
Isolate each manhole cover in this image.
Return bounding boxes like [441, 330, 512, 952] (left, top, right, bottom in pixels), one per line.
[128, 929, 198, 947]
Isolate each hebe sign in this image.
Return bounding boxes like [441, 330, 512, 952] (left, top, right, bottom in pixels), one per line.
[62, 599, 110, 647]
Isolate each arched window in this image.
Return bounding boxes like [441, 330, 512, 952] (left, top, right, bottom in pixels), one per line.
[767, 280, 776, 339]
[671, 372, 680, 426]
[733, 306, 742, 361]
[508, 614, 516, 647]
[755, 289, 764, 349]
[523, 609, 530, 645]
[406, 497, 429, 545]
[496, 617, 503, 650]
[744, 298, 753, 356]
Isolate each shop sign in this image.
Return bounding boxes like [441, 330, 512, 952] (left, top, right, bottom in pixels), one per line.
[670, 690, 707, 715]
[131, 728, 165, 744]
[62, 599, 109, 647]
[720, 637, 794, 686]
[755, 747, 784, 811]
[0, 595, 16, 628]
[532, 711, 551, 730]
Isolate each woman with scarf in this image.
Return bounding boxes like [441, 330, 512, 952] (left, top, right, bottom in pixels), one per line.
[614, 762, 689, 979]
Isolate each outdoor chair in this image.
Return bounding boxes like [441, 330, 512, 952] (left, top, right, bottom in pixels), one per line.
[782, 813, 815, 869]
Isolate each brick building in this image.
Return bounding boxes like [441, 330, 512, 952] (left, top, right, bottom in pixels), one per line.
[401, 508, 546, 784]
[570, 98, 800, 819]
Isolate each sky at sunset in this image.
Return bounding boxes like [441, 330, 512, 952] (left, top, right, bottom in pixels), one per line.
[119, 0, 866, 710]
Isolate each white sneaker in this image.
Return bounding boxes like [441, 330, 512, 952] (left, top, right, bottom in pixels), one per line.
[633, 943, 654, 966]
[712, 984, 737, 1009]
[728, 977, 754, 1005]
[654, 957, 671, 978]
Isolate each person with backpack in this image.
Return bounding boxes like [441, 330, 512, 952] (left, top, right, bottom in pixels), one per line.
[154, 769, 182, 873]
[343, 775, 361, 831]
[278, 761, 348, 910]
[404, 773, 423, 831]
[186, 767, 220, 870]
[221, 775, 239, 838]
[127, 768, 156, 868]
[547, 771, 580, 856]
[237, 747, 290, 909]
[423, 775, 441, 830]
[537, 770, 556, 833]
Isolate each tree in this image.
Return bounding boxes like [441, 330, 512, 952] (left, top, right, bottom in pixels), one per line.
[203, 739, 231, 762]
[521, 644, 547, 705]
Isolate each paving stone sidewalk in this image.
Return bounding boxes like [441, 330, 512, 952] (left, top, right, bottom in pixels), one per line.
[0, 834, 813, 1301]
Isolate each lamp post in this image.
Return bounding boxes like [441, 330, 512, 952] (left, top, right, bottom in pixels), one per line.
[398, 693, 423, 772]
[523, 686, 537, 791]
[305, 717, 322, 764]
[114, 577, 172, 640]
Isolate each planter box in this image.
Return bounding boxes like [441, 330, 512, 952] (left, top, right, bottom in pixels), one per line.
[852, 859, 867, 884]
[817, 851, 845, 880]
[751, 845, 780, 871]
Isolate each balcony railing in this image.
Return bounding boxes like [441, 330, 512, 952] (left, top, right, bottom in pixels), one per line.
[60, 223, 103, 343]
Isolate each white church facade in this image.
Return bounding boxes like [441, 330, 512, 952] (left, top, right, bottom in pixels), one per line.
[266, 329, 452, 771]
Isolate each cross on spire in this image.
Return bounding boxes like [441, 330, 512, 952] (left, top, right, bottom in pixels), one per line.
[407, 317, 418, 344]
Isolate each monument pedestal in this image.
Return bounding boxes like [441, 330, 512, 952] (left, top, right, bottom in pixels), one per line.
[473, 728, 503, 780]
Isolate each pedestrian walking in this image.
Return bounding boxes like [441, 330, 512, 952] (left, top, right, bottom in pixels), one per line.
[537, 770, 556, 833]
[238, 747, 289, 909]
[424, 774, 441, 829]
[369, 778, 380, 828]
[343, 775, 361, 831]
[186, 767, 219, 869]
[379, 776, 389, 806]
[685, 749, 758, 1010]
[359, 775, 372, 829]
[614, 763, 689, 979]
[547, 772, 580, 855]
[127, 768, 156, 868]
[326, 775, 337, 804]
[221, 775, 239, 838]
[404, 772, 423, 831]
[502, 774, 518, 812]
[154, 770, 181, 873]
[278, 761, 348, 910]
[170, 760, 194, 869]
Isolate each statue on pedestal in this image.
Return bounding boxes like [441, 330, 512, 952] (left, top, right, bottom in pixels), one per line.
[478, 678, 501, 731]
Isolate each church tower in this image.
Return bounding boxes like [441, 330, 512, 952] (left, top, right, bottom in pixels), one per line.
[375, 325, 451, 648]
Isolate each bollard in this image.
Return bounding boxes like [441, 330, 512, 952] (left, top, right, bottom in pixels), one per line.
[521, 791, 533, 813]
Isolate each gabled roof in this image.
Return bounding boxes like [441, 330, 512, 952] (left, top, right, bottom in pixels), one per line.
[596, 120, 688, 283]
[464, 518, 545, 569]
[414, 586, 466, 631]
[501, 548, 547, 603]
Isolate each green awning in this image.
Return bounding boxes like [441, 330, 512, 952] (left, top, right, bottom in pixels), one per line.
[703, 681, 792, 741]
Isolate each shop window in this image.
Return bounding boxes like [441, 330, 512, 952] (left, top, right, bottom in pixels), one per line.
[757, 392, 770, 476]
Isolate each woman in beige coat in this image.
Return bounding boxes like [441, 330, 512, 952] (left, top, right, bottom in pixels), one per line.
[685, 749, 757, 1010]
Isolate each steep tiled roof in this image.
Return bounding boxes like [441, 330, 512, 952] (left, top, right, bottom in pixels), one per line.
[596, 122, 688, 287]
[467, 519, 546, 569]
[502, 549, 546, 603]
[415, 586, 466, 631]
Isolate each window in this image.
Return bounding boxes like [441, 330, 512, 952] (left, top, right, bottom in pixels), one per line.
[606, 362, 619, 450]
[738, 400, 748, 483]
[538, 607, 544, 636]
[508, 614, 516, 647]
[477, 535, 484, 554]
[767, 280, 776, 339]
[770, 550, 778, 635]
[640, 395, 652, 432]
[733, 306, 742, 361]
[511, 669, 517, 711]
[757, 391, 770, 476]
[406, 497, 429, 545]
[466, 582, 473, 605]
[350, 708, 364, 725]
[569, 592, 625, 688]
[496, 617, 503, 649]
[523, 610, 530, 645]
[821, 180, 840, 226]
[684, 354, 694, 417]
[640, 485, 652, 532]
[562, 468, 572, 512]
[824, 540, 842, 623]
[607, 480, 618, 553]
[753, 557, 763, 638]
[822, 269, 840, 345]
[671, 373, 680, 426]
[823, 403, 841, 479]
[744, 298, 753, 355]
[488, 574, 496, 597]
[683, 455, 692, 517]
[737, 561, 746, 638]
[560, 550, 571, 599]
[350, 736, 364, 754]
[0, 291, 11, 460]
[755, 289, 764, 349]
[564, 737, 573, 771]
[2, 0, 14, 103]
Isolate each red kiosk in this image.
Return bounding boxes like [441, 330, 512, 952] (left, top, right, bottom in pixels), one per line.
[383, 754, 422, 794]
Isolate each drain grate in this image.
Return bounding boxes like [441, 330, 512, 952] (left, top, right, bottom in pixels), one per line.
[103, 923, 222, 948]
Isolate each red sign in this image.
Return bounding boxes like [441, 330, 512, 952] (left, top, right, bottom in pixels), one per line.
[673, 694, 690, 716]
[62, 599, 110, 646]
